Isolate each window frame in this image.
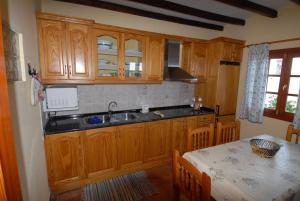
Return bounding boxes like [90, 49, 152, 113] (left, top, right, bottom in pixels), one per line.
[264, 47, 300, 122]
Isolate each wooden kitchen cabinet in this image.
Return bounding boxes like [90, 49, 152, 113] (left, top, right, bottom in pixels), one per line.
[45, 131, 85, 188]
[117, 123, 145, 170]
[93, 28, 149, 83]
[196, 37, 244, 116]
[182, 41, 208, 82]
[171, 115, 214, 154]
[146, 35, 164, 81]
[38, 14, 93, 83]
[171, 118, 187, 154]
[144, 120, 171, 161]
[124, 33, 146, 80]
[84, 127, 117, 178]
[190, 42, 208, 81]
[93, 29, 122, 81]
[38, 19, 68, 80]
[181, 41, 192, 74]
[66, 22, 93, 80]
[221, 41, 243, 62]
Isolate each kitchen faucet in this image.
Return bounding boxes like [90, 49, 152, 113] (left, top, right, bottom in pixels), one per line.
[107, 101, 118, 120]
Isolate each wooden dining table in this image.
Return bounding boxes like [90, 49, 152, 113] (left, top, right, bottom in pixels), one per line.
[183, 134, 300, 201]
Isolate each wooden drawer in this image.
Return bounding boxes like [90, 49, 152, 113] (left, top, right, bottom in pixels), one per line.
[197, 114, 214, 122]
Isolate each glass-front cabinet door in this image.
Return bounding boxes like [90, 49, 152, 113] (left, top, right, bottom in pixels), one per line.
[94, 30, 121, 79]
[124, 34, 146, 79]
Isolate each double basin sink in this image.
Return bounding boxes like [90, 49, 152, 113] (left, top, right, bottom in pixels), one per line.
[85, 112, 138, 125]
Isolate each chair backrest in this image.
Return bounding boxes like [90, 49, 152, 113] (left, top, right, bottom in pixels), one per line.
[187, 124, 214, 151]
[286, 124, 300, 144]
[216, 120, 240, 145]
[173, 150, 211, 201]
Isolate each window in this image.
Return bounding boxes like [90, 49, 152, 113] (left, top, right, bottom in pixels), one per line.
[264, 48, 300, 122]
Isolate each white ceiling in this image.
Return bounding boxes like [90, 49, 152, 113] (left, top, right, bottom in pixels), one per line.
[100, 0, 291, 26]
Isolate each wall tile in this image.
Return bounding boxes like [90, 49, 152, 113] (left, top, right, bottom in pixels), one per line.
[49, 81, 195, 116]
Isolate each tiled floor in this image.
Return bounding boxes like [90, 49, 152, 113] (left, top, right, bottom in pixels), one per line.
[53, 165, 175, 201]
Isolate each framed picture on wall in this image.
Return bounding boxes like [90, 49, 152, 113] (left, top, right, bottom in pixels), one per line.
[2, 23, 26, 82]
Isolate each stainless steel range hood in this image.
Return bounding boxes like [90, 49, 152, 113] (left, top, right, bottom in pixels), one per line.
[163, 40, 198, 82]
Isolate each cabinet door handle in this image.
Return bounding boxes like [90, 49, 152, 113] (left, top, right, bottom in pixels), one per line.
[69, 65, 72, 75]
[216, 105, 220, 116]
[64, 65, 68, 75]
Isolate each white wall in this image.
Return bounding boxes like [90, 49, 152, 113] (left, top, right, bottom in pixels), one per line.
[40, 0, 223, 40]
[223, 3, 300, 139]
[1, 0, 50, 200]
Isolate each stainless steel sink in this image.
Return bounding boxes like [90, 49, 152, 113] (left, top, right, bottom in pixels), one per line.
[85, 112, 137, 125]
[109, 112, 137, 122]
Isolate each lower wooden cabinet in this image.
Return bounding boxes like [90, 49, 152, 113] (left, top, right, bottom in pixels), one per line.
[144, 120, 171, 161]
[84, 127, 117, 178]
[45, 132, 85, 187]
[171, 115, 214, 154]
[117, 123, 145, 170]
[44, 114, 214, 192]
[171, 118, 187, 154]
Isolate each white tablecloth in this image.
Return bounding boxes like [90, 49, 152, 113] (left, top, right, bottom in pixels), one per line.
[183, 134, 300, 201]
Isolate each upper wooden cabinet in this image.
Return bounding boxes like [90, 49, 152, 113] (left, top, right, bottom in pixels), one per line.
[146, 36, 165, 81]
[38, 15, 93, 83]
[182, 41, 208, 82]
[220, 41, 244, 62]
[38, 20, 68, 80]
[93, 28, 150, 83]
[66, 23, 93, 80]
[93, 29, 122, 81]
[190, 42, 208, 81]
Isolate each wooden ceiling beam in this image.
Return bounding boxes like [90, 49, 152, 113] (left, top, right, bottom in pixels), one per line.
[54, 0, 224, 31]
[291, 0, 300, 5]
[126, 0, 245, 25]
[214, 0, 278, 18]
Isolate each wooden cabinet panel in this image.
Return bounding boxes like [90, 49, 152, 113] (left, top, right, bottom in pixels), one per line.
[84, 127, 117, 177]
[172, 116, 214, 154]
[45, 132, 84, 186]
[191, 42, 207, 80]
[171, 118, 187, 154]
[66, 23, 93, 80]
[221, 42, 234, 61]
[146, 36, 164, 81]
[93, 29, 122, 81]
[181, 42, 192, 73]
[216, 65, 240, 115]
[144, 120, 171, 161]
[117, 123, 145, 169]
[221, 42, 243, 62]
[38, 19, 68, 80]
[124, 33, 146, 80]
[231, 44, 243, 62]
[217, 115, 235, 123]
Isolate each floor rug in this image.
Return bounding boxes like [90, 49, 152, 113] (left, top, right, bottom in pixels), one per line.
[83, 171, 159, 201]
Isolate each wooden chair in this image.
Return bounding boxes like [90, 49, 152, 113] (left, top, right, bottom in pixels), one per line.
[216, 120, 240, 145]
[173, 150, 211, 201]
[187, 124, 214, 151]
[286, 124, 300, 144]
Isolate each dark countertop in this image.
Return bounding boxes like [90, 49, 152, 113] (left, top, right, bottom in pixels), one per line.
[44, 105, 214, 135]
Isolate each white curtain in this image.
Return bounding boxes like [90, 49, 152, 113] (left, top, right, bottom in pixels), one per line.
[239, 44, 270, 123]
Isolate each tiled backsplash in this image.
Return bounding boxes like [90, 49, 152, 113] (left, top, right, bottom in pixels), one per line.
[51, 81, 195, 116]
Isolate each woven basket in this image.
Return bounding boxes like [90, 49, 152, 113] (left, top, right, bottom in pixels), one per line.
[250, 139, 281, 158]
